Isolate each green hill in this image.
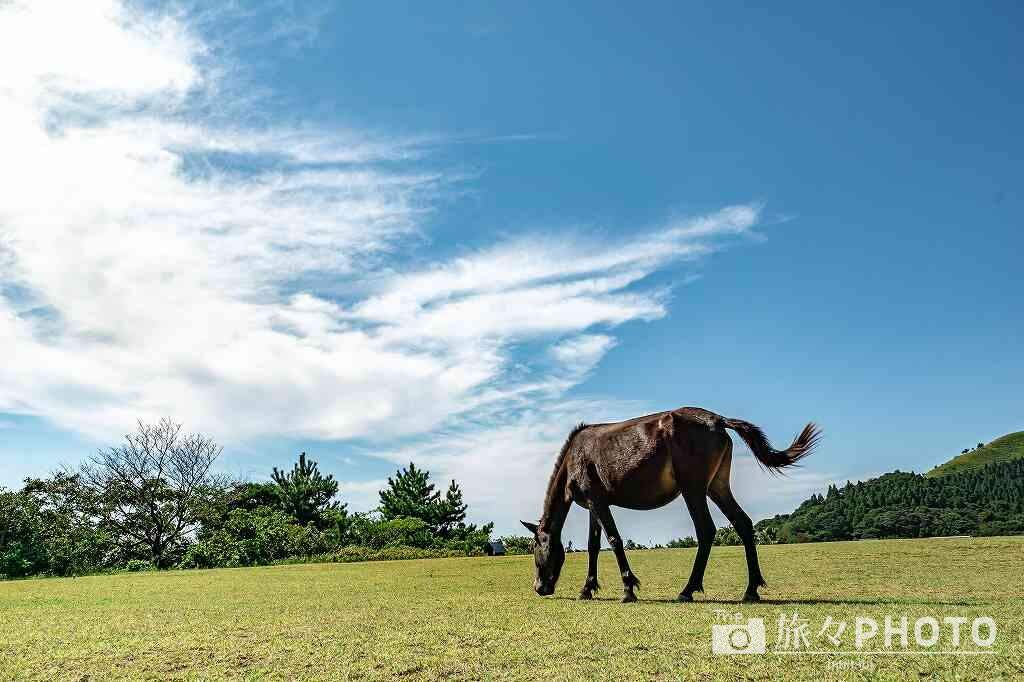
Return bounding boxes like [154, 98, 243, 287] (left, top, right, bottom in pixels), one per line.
[754, 457, 1024, 543]
[751, 430, 1024, 544]
[926, 431, 1024, 478]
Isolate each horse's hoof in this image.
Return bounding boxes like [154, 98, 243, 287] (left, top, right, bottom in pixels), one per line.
[578, 591, 593, 600]
[621, 592, 638, 603]
[677, 592, 694, 602]
[742, 592, 761, 603]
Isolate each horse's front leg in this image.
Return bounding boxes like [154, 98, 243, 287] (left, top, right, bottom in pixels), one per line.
[591, 502, 640, 602]
[579, 510, 601, 599]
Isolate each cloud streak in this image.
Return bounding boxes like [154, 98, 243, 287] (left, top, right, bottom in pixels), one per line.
[1, 0, 770, 537]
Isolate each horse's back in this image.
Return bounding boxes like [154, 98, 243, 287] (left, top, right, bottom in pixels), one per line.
[568, 407, 729, 509]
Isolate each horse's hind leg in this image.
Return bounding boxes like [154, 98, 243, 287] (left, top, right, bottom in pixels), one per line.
[678, 489, 715, 602]
[708, 455, 766, 602]
[591, 502, 640, 603]
[579, 510, 601, 600]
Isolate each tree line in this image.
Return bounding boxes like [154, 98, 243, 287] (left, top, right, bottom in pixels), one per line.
[753, 458, 1024, 543]
[0, 419, 502, 579]
[558, 456, 1024, 551]
[9, 418, 1017, 578]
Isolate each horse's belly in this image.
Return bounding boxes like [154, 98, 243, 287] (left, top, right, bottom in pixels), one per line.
[614, 491, 679, 511]
[609, 457, 679, 510]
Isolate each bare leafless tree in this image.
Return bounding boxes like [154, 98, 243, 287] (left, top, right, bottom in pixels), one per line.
[81, 418, 223, 567]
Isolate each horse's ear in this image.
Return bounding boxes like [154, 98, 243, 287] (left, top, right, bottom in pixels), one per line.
[520, 520, 539, 536]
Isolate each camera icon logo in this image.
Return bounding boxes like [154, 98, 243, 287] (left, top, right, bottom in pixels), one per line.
[711, 618, 767, 655]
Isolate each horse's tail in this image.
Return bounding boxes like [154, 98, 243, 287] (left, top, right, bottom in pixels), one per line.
[722, 418, 821, 472]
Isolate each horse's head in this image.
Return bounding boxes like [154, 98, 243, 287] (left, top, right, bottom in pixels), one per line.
[521, 520, 564, 596]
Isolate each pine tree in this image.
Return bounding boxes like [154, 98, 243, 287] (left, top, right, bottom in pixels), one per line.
[271, 452, 344, 527]
[378, 464, 493, 541]
[435, 481, 468, 537]
[378, 462, 441, 526]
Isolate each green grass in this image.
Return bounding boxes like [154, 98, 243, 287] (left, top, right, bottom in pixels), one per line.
[926, 431, 1024, 477]
[2, 537, 1023, 680]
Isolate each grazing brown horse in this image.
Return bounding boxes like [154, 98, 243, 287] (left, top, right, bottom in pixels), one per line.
[521, 407, 820, 603]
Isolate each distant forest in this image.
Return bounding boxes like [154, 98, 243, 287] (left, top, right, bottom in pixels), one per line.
[754, 459, 1024, 543]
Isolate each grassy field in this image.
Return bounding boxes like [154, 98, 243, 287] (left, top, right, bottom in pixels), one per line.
[1, 537, 1022, 680]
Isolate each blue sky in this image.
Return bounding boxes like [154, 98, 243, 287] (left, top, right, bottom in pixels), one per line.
[1, 1, 1021, 543]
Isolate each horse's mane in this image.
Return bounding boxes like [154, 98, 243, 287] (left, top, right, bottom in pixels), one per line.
[540, 422, 589, 523]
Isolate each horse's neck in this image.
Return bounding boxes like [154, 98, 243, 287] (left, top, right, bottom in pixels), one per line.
[540, 461, 571, 538]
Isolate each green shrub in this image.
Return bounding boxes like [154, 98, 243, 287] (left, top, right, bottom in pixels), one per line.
[179, 507, 334, 569]
[713, 526, 742, 546]
[352, 516, 433, 549]
[665, 536, 697, 548]
[125, 559, 155, 572]
[344, 514, 492, 553]
[498, 535, 533, 555]
[0, 490, 47, 578]
[433, 533, 489, 555]
[285, 544, 481, 565]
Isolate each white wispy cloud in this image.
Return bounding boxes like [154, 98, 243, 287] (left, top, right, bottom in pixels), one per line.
[0, 0, 772, 537]
[549, 334, 617, 376]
